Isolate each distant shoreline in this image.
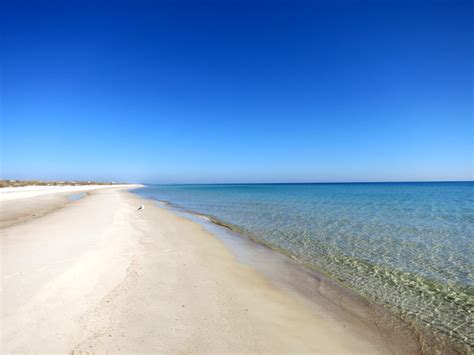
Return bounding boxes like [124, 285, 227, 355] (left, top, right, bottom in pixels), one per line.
[0, 179, 128, 188]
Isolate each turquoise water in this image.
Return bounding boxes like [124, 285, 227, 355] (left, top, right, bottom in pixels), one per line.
[135, 182, 473, 349]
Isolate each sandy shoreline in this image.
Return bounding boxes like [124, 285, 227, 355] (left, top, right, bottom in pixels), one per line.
[2, 186, 422, 353]
[0, 184, 137, 201]
[0, 185, 141, 228]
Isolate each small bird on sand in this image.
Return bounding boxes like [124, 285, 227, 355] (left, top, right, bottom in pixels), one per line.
[137, 205, 145, 211]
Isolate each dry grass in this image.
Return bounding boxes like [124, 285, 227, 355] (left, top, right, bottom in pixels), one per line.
[0, 180, 122, 188]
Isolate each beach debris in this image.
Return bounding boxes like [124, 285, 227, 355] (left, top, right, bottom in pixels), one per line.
[137, 205, 145, 211]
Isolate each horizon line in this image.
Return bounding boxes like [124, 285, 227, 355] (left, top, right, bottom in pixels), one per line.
[142, 180, 474, 185]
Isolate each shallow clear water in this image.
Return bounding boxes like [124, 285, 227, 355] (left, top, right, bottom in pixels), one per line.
[135, 182, 474, 348]
[68, 192, 86, 201]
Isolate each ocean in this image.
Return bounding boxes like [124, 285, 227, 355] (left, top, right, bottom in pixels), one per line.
[134, 182, 473, 350]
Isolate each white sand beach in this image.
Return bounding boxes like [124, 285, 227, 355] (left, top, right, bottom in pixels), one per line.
[0, 184, 135, 201]
[1, 186, 420, 353]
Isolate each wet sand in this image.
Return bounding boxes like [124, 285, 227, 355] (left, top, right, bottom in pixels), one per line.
[1, 186, 422, 353]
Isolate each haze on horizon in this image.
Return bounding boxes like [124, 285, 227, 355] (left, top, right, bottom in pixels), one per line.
[2, 0, 473, 184]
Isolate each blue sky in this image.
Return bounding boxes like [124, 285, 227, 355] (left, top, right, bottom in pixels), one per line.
[2, 0, 473, 183]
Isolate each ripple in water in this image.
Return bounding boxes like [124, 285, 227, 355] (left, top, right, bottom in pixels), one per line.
[135, 182, 474, 351]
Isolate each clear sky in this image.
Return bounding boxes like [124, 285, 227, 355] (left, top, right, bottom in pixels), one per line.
[2, 0, 473, 183]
